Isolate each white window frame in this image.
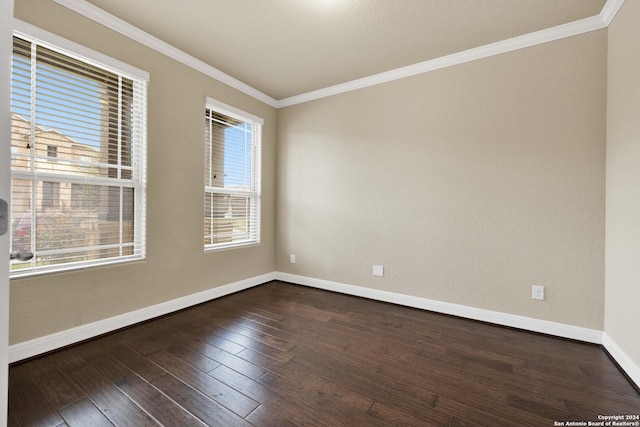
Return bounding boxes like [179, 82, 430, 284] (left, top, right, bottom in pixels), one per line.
[204, 97, 262, 251]
[10, 21, 148, 278]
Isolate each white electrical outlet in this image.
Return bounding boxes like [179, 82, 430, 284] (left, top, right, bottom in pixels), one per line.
[373, 265, 384, 277]
[290, 254, 296, 264]
[532, 285, 544, 300]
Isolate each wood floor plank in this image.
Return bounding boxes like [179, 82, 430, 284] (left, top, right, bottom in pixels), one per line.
[303, 316, 392, 352]
[58, 398, 114, 427]
[296, 323, 351, 351]
[214, 300, 306, 334]
[62, 363, 159, 427]
[113, 373, 208, 427]
[104, 344, 168, 383]
[164, 341, 221, 373]
[445, 345, 528, 369]
[11, 356, 85, 411]
[198, 321, 296, 354]
[150, 374, 253, 427]
[258, 369, 386, 427]
[288, 344, 443, 424]
[72, 349, 187, 427]
[505, 393, 581, 422]
[195, 322, 296, 361]
[218, 296, 317, 331]
[434, 395, 532, 427]
[245, 394, 343, 427]
[208, 364, 273, 403]
[7, 404, 22, 427]
[378, 361, 509, 405]
[147, 350, 260, 417]
[289, 339, 384, 376]
[331, 309, 443, 341]
[216, 318, 298, 352]
[563, 393, 640, 419]
[258, 297, 337, 322]
[338, 335, 465, 378]
[171, 330, 267, 379]
[448, 416, 488, 427]
[8, 281, 639, 426]
[116, 322, 175, 356]
[368, 401, 443, 427]
[194, 330, 247, 355]
[8, 364, 65, 427]
[235, 347, 289, 373]
[512, 363, 636, 399]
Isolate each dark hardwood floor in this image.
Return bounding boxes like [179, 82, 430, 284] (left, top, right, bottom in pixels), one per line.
[8, 281, 640, 426]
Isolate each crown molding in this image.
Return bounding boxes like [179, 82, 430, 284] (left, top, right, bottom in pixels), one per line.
[53, 0, 621, 110]
[601, 0, 625, 25]
[275, 14, 607, 108]
[52, 0, 278, 108]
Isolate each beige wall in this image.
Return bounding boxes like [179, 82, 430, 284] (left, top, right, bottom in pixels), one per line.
[10, 0, 276, 344]
[10, 0, 617, 348]
[605, 0, 640, 373]
[276, 31, 607, 329]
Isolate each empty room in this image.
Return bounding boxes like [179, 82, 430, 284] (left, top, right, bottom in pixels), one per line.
[1, 0, 639, 426]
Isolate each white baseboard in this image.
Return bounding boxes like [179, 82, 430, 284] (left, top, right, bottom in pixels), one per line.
[8, 272, 276, 363]
[602, 333, 640, 389]
[8, 271, 638, 389]
[275, 273, 637, 388]
[275, 272, 604, 344]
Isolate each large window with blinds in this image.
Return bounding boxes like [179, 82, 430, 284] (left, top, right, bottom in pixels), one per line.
[10, 29, 148, 277]
[204, 98, 262, 250]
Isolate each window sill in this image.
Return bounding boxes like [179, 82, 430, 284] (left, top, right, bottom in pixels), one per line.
[9, 255, 145, 280]
[204, 241, 260, 252]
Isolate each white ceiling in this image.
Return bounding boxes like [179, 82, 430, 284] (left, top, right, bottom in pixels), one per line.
[80, 0, 606, 101]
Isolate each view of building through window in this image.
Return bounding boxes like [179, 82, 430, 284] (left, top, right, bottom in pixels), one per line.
[10, 35, 146, 276]
[204, 103, 262, 249]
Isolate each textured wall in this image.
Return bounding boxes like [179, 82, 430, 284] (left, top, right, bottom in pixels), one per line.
[10, 0, 611, 345]
[276, 31, 607, 329]
[10, 0, 276, 344]
[605, 0, 640, 376]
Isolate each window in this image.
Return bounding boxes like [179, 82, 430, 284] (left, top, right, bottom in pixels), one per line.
[204, 98, 262, 250]
[10, 28, 148, 277]
[41, 182, 60, 210]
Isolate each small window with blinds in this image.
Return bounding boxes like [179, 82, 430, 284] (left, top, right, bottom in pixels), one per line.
[204, 98, 262, 250]
[10, 31, 148, 277]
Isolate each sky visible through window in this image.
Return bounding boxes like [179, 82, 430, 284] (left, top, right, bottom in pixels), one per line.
[12, 53, 102, 148]
[224, 123, 252, 187]
[14, 51, 250, 188]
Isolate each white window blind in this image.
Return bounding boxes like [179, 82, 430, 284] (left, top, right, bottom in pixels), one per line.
[10, 33, 147, 277]
[204, 98, 262, 250]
